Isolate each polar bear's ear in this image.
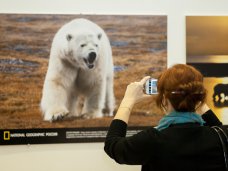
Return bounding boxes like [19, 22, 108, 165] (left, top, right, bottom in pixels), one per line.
[98, 33, 102, 40]
[66, 34, 73, 41]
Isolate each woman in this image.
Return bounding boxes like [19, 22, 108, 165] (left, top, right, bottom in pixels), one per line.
[104, 64, 224, 171]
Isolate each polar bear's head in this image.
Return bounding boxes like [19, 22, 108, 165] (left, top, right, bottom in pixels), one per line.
[65, 32, 102, 70]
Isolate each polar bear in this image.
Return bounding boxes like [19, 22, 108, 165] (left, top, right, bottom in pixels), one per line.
[40, 18, 115, 121]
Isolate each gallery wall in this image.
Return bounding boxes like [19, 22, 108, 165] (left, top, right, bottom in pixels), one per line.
[0, 0, 228, 171]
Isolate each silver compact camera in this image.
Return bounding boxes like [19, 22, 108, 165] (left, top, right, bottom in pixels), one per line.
[144, 78, 158, 95]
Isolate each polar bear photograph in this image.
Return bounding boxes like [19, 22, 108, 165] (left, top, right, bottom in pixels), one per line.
[41, 18, 115, 121]
[0, 14, 167, 131]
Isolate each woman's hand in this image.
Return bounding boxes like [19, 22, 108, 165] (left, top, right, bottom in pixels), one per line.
[114, 76, 152, 123]
[122, 76, 152, 105]
[196, 103, 210, 115]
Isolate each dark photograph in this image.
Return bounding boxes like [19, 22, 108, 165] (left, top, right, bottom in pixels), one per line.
[186, 16, 228, 123]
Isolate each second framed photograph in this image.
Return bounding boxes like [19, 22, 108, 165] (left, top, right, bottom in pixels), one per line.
[186, 16, 228, 124]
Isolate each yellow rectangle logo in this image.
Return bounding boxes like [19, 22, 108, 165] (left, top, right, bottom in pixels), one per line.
[4, 131, 10, 140]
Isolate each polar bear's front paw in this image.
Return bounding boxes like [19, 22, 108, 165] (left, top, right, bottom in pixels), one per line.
[80, 113, 93, 119]
[44, 108, 69, 122]
[81, 110, 103, 119]
[102, 108, 114, 117]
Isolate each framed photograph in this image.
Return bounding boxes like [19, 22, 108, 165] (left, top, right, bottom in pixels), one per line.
[0, 14, 167, 144]
[186, 16, 228, 124]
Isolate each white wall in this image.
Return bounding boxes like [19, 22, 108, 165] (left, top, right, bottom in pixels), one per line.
[0, 0, 228, 171]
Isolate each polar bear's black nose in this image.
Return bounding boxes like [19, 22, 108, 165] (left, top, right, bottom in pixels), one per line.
[88, 52, 96, 63]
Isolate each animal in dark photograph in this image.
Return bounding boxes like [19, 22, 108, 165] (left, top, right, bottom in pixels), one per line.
[213, 83, 228, 107]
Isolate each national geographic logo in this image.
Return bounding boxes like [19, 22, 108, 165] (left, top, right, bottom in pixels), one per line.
[3, 131, 10, 140]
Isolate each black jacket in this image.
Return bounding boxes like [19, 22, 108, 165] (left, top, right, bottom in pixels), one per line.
[104, 110, 225, 171]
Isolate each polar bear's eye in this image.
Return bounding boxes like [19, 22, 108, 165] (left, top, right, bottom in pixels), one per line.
[80, 44, 86, 47]
[95, 44, 98, 47]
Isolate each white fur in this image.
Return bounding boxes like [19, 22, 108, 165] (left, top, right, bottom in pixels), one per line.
[41, 18, 115, 121]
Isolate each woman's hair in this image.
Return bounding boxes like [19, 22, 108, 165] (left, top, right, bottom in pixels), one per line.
[156, 64, 207, 112]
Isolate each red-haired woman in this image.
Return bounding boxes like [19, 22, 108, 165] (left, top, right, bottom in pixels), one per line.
[104, 64, 224, 171]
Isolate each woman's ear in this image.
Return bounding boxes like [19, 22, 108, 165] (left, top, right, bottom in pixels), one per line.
[166, 99, 174, 113]
[161, 95, 168, 113]
[162, 95, 174, 114]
